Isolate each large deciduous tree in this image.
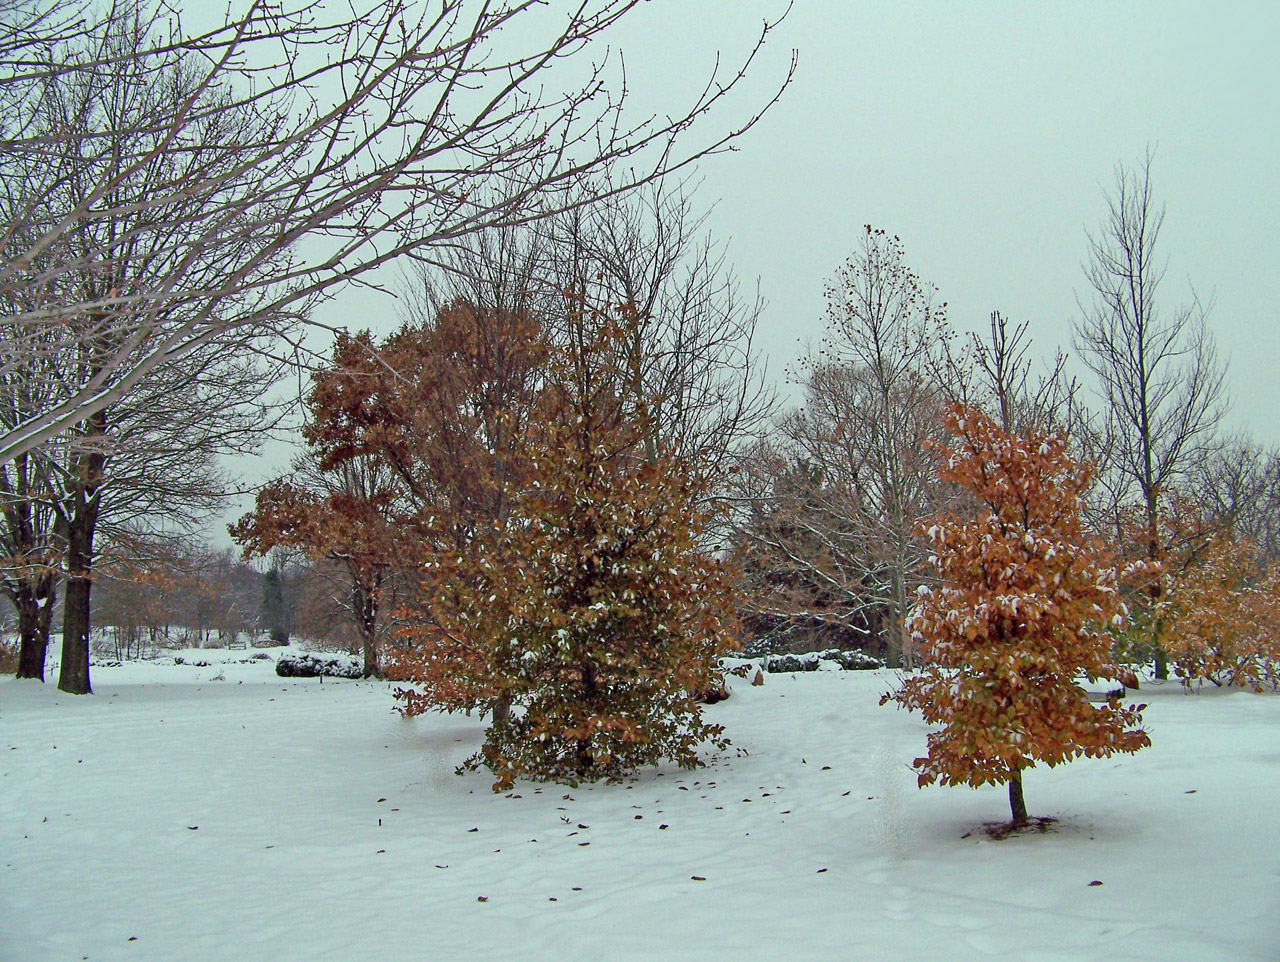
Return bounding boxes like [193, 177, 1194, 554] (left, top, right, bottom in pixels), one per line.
[734, 227, 948, 666]
[2, 11, 279, 691]
[882, 405, 1150, 827]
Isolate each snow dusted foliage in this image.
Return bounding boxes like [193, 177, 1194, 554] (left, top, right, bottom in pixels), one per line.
[762, 649, 883, 673]
[881, 405, 1151, 823]
[276, 651, 363, 679]
[392, 305, 739, 791]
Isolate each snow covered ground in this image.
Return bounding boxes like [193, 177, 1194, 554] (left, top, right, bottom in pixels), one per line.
[3, 650, 1278, 961]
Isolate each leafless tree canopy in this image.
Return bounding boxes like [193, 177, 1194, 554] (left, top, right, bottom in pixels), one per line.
[732, 228, 952, 667]
[403, 176, 774, 478]
[1074, 150, 1229, 515]
[0, 0, 793, 465]
[1073, 149, 1230, 678]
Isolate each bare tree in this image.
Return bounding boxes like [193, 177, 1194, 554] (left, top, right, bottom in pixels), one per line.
[1190, 436, 1280, 563]
[539, 180, 774, 474]
[960, 312, 1087, 437]
[811, 227, 949, 667]
[2, 17, 285, 691]
[746, 361, 946, 666]
[403, 176, 774, 486]
[735, 228, 949, 667]
[0, 0, 793, 467]
[1073, 151, 1229, 678]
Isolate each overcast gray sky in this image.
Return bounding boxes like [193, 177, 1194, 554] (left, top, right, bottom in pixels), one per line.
[600, 0, 1279, 441]
[225, 0, 1278, 535]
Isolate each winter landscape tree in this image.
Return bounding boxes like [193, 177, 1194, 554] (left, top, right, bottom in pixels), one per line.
[402, 176, 774, 485]
[1074, 150, 1229, 679]
[232, 451, 404, 677]
[392, 302, 739, 790]
[882, 405, 1151, 827]
[734, 228, 948, 666]
[1125, 499, 1280, 692]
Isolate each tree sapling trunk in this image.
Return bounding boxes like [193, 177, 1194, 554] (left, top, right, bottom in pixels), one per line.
[1008, 768, 1028, 826]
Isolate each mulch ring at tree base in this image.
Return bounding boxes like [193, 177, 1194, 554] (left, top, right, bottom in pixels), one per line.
[962, 816, 1059, 841]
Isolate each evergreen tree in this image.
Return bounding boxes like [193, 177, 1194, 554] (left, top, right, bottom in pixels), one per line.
[260, 561, 292, 646]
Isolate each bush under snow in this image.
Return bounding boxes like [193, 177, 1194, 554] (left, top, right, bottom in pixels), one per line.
[762, 649, 884, 673]
[276, 651, 363, 679]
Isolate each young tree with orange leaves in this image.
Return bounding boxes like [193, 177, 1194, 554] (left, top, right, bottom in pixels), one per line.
[882, 405, 1151, 827]
[1164, 535, 1280, 691]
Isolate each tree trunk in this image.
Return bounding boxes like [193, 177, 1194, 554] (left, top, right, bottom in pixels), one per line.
[1008, 768, 1028, 826]
[354, 578, 381, 679]
[16, 630, 49, 680]
[575, 660, 598, 773]
[15, 587, 50, 680]
[13, 571, 56, 679]
[60, 570, 93, 694]
[492, 695, 511, 725]
[884, 576, 904, 669]
[1146, 505, 1169, 680]
[58, 446, 104, 696]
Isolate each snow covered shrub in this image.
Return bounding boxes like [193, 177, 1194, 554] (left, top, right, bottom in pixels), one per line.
[882, 406, 1151, 826]
[762, 648, 883, 673]
[763, 652, 821, 672]
[276, 651, 362, 679]
[826, 649, 883, 671]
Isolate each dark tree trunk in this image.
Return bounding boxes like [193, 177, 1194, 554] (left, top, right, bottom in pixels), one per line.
[575, 660, 598, 772]
[492, 695, 511, 725]
[58, 444, 104, 696]
[1008, 768, 1028, 826]
[16, 630, 48, 680]
[60, 571, 93, 694]
[354, 579, 381, 679]
[14, 577, 56, 680]
[2, 449, 60, 680]
[1153, 646, 1168, 681]
[1146, 509, 1169, 680]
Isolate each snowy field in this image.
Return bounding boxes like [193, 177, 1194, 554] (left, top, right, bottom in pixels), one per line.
[3, 651, 1278, 962]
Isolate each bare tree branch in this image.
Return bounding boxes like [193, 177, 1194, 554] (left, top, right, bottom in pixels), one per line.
[0, 0, 795, 465]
